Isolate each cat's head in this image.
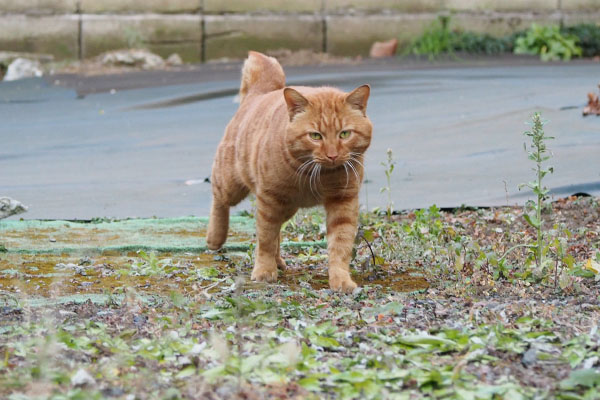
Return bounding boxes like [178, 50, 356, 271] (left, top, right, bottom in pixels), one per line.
[283, 85, 372, 170]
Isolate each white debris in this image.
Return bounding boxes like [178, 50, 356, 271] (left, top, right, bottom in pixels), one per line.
[100, 49, 165, 70]
[184, 179, 204, 186]
[166, 53, 183, 66]
[210, 334, 229, 360]
[3, 58, 43, 81]
[71, 368, 96, 387]
[280, 340, 300, 366]
[177, 356, 192, 366]
[189, 342, 207, 355]
[0, 197, 28, 219]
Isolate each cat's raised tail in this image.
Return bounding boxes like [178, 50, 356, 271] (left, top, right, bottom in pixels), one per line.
[239, 51, 286, 103]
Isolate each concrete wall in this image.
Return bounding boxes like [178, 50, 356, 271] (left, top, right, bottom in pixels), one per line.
[0, 0, 598, 62]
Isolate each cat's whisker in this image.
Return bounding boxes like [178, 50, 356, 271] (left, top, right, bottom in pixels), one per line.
[316, 163, 323, 192]
[347, 159, 360, 184]
[342, 162, 349, 189]
[350, 153, 365, 169]
[295, 159, 314, 185]
[296, 158, 313, 174]
[309, 163, 319, 199]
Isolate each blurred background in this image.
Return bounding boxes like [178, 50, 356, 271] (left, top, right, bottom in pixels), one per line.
[1, 0, 599, 66]
[1, 0, 599, 219]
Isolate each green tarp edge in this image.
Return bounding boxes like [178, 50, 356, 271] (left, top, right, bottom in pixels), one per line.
[0, 216, 327, 254]
[2, 240, 327, 255]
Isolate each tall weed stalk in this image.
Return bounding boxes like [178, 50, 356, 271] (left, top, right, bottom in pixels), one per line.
[380, 148, 396, 218]
[520, 112, 554, 272]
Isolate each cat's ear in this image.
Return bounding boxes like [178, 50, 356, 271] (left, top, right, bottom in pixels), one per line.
[345, 84, 370, 115]
[283, 87, 309, 120]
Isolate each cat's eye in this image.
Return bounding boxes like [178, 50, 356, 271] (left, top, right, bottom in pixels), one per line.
[339, 130, 351, 139]
[309, 132, 323, 140]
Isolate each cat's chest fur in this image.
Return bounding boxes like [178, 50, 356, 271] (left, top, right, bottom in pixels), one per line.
[257, 161, 361, 209]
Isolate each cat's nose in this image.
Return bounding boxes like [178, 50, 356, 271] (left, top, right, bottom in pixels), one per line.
[327, 154, 338, 162]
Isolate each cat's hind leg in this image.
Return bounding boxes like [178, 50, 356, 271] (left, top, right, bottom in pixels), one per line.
[275, 234, 286, 270]
[275, 209, 298, 269]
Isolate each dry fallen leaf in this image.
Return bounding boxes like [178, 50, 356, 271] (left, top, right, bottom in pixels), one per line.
[583, 84, 600, 116]
[584, 258, 600, 274]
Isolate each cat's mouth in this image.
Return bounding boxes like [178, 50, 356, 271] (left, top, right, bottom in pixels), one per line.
[320, 160, 345, 169]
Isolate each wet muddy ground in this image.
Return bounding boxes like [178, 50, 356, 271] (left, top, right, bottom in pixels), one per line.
[0, 214, 429, 304]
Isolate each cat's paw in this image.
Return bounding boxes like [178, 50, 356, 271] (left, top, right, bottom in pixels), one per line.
[329, 274, 358, 293]
[206, 233, 225, 250]
[251, 265, 278, 282]
[206, 241, 223, 251]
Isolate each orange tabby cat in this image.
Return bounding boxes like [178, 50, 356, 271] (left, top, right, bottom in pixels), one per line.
[206, 51, 372, 293]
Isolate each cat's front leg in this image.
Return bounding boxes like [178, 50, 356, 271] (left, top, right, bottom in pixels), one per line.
[324, 195, 359, 293]
[251, 202, 285, 282]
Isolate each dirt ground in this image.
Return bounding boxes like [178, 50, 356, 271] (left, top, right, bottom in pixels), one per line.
[1, 196, 599, 399]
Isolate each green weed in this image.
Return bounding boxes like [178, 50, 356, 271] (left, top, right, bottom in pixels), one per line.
[519, 112, 554, 275]
[407, 15, 515, 59]
[123, 26, 144, 49]
[120, 250, 175, 276]
[380, 148, 396, 218]
[407, 19, 596, 61]
[562, 23, 600, 57]
[408, 15, 454, 59]
[514, 24, 582, 61]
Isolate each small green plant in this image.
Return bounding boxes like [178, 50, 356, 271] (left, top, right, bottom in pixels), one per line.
[121, 250, 174, 276]
[409, 15, 453, 59]
[452, 31, 514, 55]
[514, 24, 582, 61]
[380, 148, 396, 218]
[123, 26, 144, 49]
[562, 23, 600, 57]
[407, 15, 516, 59]
[245, 242, 255, 265]
[403, 205, 443, 243]
[519, 112, 554, 274]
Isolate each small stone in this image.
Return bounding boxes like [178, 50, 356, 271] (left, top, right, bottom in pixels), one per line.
[299, 281, 312, 289]
[583, 356, 598, 369]
[132, 314, 147, 327]
[71, 368, 96, 387]
[3, 58, 43, 81]
[166, 53, 183, 66]
[100, 49, 165, 70]
[0, 197, 28, 219]
[521, 348, 537, 367]
[178, 356, 192, 366]
[189, 342, 207, 355]
[101, 387, 125, 397]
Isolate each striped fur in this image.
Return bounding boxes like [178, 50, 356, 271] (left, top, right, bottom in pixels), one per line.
[207, 51, 372, 293]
